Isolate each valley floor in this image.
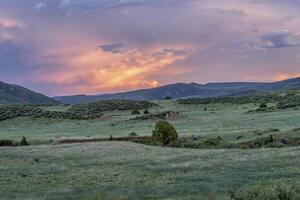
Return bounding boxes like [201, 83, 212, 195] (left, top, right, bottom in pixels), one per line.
[1, 142, 299, 200]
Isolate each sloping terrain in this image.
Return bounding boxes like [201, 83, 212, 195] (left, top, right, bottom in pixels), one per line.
[0, 81, 57, 104]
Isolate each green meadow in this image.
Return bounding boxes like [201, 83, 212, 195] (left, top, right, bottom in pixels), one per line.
[0, 96, 300, 199]
[1, 143, 300, 200]
[1, 101, 300, 142]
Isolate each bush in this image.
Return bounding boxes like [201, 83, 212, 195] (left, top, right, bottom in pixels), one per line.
[255, 103, 269, 111]
[129, 132, 137, 137]
[229, 182, 297, 200]
[0, 139, 14, 146]
[254, 134, 275, 147]
[131, 108, 141, 115]
[277, 101, 297, 109]
[204, 137, 223, 146]
[143, 109, 149, 114]
[152, 120, 178, 145]
[20, 136, 29, 146]
[259, 103, 267, 109]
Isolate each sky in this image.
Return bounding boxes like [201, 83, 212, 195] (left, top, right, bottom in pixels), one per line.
[0, 0, 300, 96]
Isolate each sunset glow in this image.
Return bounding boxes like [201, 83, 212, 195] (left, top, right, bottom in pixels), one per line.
[0, 0, 300, 95]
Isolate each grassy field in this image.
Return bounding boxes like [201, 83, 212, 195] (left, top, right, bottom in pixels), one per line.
[1, 142, 299, 200]
[0, 98, 300, 199]
[1, 101, 300, 142]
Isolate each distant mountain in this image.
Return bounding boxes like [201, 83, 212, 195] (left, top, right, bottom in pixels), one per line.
[54, 77, 300, 104]
[0, 81, 58, 104]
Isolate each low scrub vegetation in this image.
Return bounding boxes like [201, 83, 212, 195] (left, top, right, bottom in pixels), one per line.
[131, 111, 180, 121]
[0, 100, 157, 121]
[129, 132, 138, 137]
[0, 105, 102, 121]
[131, 111, 167, 120]
[20, 136, 29, 146]
[140, 128, 300, 149]
[0, 139, 14, 146]
[229, 182, 298, 200]
[178, 92, 300, 110]
[131, 108, 141, 115]
[69, 100, 157, 114]
[0, 136, 31, 147]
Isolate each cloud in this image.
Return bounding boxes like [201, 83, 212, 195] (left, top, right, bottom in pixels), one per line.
[0, 19, 24, 30]
[0, 19, 25, 43]
[59, 0, 148, 12]
[34, 2, 47, 12]
[227, 38, 261, 52]
[162, 48, 193, 56]
[261, 30, 298, 48]
[244, 72, 300, 82]
[97, 43, 131, 54]
[34, 46, 191, 94]
[272, 72, 300, 81]
[227, 30, 300, 52]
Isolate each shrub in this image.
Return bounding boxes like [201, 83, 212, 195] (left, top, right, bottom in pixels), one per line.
[143, 109, 149, 114]
[277, 101, 297, 109]
[256, 103, 268, 111]
[178, 94, 300, 105]
[152, 120, 178, 145]
[129, 132, 138, 137]
[131, 108, 141, 115]
[20, 136, 29, 146]
[130, 111, 168, 121]
[204, 137, 223, 146]
[236, 135, 243, 140]
[0, 139, 14, 146]
[109, 135, 113, 141]
[259, 103, 267, 109]
[229, 182, 297, 200]
[254, 134, 275, 147]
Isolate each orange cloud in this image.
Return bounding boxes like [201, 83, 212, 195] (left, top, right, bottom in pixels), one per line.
[243, 72, 300, 82]
[36, 46, 191, 94]
[271, 73, 300, 81]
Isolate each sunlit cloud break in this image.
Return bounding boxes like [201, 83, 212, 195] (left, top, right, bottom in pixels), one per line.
[34, 45, 192, 95]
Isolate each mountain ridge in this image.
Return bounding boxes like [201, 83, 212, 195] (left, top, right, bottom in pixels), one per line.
[53, 77, 300, 104]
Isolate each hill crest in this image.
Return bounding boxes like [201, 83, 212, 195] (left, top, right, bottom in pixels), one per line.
[53, 77, 300, 104]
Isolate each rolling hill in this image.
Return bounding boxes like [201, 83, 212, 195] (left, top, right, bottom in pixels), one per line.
[54, 77, 300, 104]
[0, 81, 58, 104]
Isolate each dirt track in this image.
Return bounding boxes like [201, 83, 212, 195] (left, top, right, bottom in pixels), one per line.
[57, 136, 152, 144]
